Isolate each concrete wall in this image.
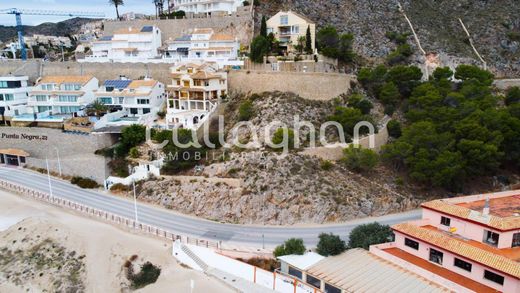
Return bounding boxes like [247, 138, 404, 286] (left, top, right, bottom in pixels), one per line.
[228, 70, 354, 101]
[103, 15, 254, 45]
[0, 127, 117, 183]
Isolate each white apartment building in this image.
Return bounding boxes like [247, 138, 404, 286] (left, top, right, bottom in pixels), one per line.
[173, 0, 244, 15]
[82, 26, 162, 63]
[27, 76, 99, 116]
[165, 28, 242, 68]
[266, 11, 316, 53]
[166, 62, 227, 130]
[0, 75, 30, 122]
[95, 78, 165, 118]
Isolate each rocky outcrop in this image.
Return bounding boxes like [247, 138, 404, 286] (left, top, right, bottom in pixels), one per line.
[257, 0, 520, 77]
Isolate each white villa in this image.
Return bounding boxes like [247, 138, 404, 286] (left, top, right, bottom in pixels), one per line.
[166, 62, 227, 130]
[95, 78, 165, 118]
[164, 28, 241, 68]
[27, 76, 98, 116]
[0, 75, 31, 123]
[266, 11, 316, 53]
[172, 0, 244, 16]
[82, 26, 162, 63]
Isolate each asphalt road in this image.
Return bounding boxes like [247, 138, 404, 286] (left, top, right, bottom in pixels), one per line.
[0, 166, 421, 247]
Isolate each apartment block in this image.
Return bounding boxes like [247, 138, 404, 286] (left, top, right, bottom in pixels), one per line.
[95, 78, 165, 118]
[27, 76, 98, 116]
[165, 28, 241, 68]
[0, 75, 30, 123]
[172, 0, 244, 16]
[83, 26, 162, 63]
[371, 190, 520, 292]
[166, 62, 226, 130]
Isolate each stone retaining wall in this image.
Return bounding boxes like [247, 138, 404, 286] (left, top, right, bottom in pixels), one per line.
[0, 127, 117, 183]
[228, 70, 355, 100]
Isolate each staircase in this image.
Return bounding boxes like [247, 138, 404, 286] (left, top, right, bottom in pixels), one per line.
[180, 243, 209, 271]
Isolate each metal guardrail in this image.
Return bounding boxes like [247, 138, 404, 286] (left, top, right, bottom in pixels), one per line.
[0, 179, 220, 250]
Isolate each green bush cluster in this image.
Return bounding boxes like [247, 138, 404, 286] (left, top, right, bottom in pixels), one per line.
[127, 262, 161, 290]
[316, 25, 355, 62]
[71, 177, 99, 189]
[273, 238, 306, 257]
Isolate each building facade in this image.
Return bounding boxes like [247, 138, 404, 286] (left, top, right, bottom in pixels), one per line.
[266, 11, 316, 54]
[166, 62, 226, 130]
[27, 76, 98, 116]
[164, 28, 241, 68]
[371, 190, 520, 292]
[0, 75, 30, 123]
[172, 0, 244, 15]
[95, 78, 166, 118]
[82, 26, 162, 63]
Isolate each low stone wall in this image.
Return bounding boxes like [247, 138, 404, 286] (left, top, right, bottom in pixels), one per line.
[0, 127, 117, 183]
[228, 70, 355, 100]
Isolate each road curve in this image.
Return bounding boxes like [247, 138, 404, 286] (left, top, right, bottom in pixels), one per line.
[0, 166, 421, 247]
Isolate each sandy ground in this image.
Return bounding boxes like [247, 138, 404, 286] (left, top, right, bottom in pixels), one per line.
[0, 190, 234, 293]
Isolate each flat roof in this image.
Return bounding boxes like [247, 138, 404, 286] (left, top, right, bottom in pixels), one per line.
[393, 222, 520, 279]
[306, 249, 449, 292]
[277, 252, 324, 270]
[421, 189, 520, 231]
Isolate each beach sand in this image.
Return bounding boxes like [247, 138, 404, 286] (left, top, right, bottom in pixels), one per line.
[0, 190, 233, 293]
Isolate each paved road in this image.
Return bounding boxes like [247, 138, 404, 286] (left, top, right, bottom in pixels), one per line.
[0, 166, 421, 247]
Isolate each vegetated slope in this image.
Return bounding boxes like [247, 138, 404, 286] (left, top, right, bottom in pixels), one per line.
[257, 0, 520, 77]
[0, 17, 100, 42]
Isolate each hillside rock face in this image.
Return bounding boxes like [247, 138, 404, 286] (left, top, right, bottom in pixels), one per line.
[257, 0, 520, 77]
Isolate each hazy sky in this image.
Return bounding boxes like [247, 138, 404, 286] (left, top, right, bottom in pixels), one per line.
[0, 0, 156, 26]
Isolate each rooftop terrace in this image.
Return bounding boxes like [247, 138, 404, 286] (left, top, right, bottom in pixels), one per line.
[457, 194, 520, 218]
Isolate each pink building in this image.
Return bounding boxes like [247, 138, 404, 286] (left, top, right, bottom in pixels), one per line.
[371, 190, 520, 293]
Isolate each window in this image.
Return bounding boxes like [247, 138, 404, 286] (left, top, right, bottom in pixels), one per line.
[99, 97, 112, 104]
[483, 230, 500, 246]
[58, 95, 78, 102]
[291, 25, 299, 34]
[484, 270, 504, 285]
[20, 157, 26, 164]
[513, 233, 520, 248]
[59, 106, 80, 113]
[288, 266, 302, 279]
[3, 94, 14, 101]
[0, 81, 7, 88]
[137, 99, 150, 105]
[429, 248, 443, 265]
[130, 108, 138, 115]
[405, 238, 419, 250]
[142, 108, 150, 114]
[440, 216, 451, 226]
[42, 84, 54, 91]
[37, 106, 51, 112]
[35, 95, 47, 102]
[454, 258, 472, 272]
[306, 275, 321, 289]
[63, 84, 79, 90]
[280, 15, 288, 25]
[324, 283, 341, 293]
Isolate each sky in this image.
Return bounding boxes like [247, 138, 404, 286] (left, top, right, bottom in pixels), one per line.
[0, 0, 157, 26]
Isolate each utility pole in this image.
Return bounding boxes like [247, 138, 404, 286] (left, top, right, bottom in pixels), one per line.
[45, 157, 54, 199]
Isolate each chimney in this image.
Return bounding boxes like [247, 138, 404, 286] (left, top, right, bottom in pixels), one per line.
[483, 196, 490, 215]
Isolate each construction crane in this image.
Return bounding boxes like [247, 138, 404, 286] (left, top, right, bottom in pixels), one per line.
[0, 8, 105, 60]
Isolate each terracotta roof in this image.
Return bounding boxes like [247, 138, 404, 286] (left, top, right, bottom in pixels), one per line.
[210, 34, 235, 41]
[128, 80, 158, 89]
[193, 28, 214, 34]
[190, 71, 221, 79]
[38, 76, 94, 86]
[0, 149, 30, 157]
[392, 222, 520, 279]
[422, 199, 520, 231]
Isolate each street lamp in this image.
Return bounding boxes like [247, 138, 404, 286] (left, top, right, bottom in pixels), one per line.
[53, 147, 62, 177]
[45, 156, 54, 199]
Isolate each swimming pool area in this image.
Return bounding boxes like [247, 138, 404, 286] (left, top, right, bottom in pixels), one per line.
[11, 113, 68, 122]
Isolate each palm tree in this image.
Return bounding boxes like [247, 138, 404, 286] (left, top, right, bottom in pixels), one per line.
[87, 100, 109, 117]
[153, 0, 164, 18]
[109, 0, 124, 20]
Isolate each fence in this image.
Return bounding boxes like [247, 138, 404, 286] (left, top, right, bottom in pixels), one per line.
[0, 179, 219, 250]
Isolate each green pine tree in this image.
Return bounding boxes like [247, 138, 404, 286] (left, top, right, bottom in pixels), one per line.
[260, 16, 267, 37]
[305, 25, 312, 54]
